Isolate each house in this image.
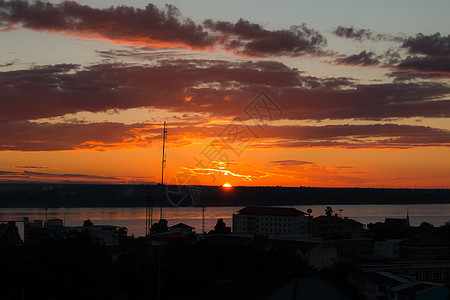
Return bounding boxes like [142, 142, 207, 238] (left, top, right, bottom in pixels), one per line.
[170, 223, 195, 233]
[389, 282, 448, 300]
[313, 215, 364, 239]
[359, 260, 450, 285]
[348, 271, 448, 300]
[232, 206, 311, 238]
[383, 216, 410, 238]
[399, 233, 450, 260]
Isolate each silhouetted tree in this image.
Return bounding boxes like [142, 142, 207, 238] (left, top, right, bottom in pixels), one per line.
[214, 218, 226, 232]
[418, 222, 434, 233]
[117, 227, 128, 236]
[83, 219, 94, 227]
[209, 218, 231, 234]
[151, 219, 169, 234]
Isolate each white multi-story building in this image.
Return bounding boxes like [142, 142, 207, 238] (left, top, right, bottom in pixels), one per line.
[232, 206, 311, 237]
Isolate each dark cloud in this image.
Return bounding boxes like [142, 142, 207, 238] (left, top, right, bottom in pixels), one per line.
[333, 26, 403, 42]
[1, 119, 448, 152]
[0, 120, 155, 151]
[204, 19, 326, 56]
[0, 60, 17, 67]
[270, 160, 314, 166]
[333, 26, 373, 41]
[1, 60, 449, 124]
[23, 170, 119, 180]
[0, 0, 327, 57]
[14, 165, 55, 169]
[396, 56, 450, 75]
[387, 33, 450, 79]
[402, 33, 450, 57]
[254, 124, 450, 149]
[335, 50, 379, 66]
[0, 169, 155, 184]
[0, 0, 212, 48]
[388, 71, 449, 81]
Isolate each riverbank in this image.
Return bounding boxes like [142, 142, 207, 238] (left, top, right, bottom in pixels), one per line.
[0, 183, 449, 208]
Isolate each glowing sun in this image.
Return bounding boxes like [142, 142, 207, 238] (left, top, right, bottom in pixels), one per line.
[222, 183, 232, 188]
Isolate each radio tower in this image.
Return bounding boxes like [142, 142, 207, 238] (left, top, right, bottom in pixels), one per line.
[160, 121, 167, 219]
[144, 121, 167, 300]
[157, 121, 167, 300]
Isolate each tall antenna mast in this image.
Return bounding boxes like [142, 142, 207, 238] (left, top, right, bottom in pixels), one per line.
[160, 121, 167, 220]
[161, 121, 167, 186]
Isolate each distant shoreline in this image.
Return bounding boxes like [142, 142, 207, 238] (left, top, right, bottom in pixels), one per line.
[0, 183, 449, 208]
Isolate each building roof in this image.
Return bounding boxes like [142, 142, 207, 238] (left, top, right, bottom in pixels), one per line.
[384, 218, 409, 228]
[170, 223, 194, 229]
[343, 218, 364, 227]
[238, 206, 306, 216]
[313, 215, 363, 227]
[314, 215, 341, 221]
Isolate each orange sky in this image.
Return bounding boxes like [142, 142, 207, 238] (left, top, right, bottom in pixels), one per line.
[0, 1, 449, 188]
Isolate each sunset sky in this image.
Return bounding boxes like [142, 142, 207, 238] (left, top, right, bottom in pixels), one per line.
[0, 0, 449, 188]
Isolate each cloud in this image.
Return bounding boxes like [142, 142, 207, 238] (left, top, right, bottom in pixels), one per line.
[0, 60, 17, 67]
[0, 1, 213, 49]
[203, 19, 326, 56]
[251, 124, 450, 149]
[270, 160, 314, 166]
[0, 169, 156, 184]
[388, 71, 449, 81]
[14, 165, 57, 169]
[2, 60, 449, 125]
[402, 33, 450, 57]
[0, 120, 156, 151]
[388, 33, 450, 78]
[335, 50, 379, 66]
[0, 0, 327, 57]
[333, 26, 403, 42]
[2, 118, 448, 152]
[393, 56, 450, 78]
[23, 170, 119, 180]
[333, 26, 373, 41]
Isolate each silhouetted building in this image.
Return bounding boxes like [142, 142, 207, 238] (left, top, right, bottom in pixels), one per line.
[23, 217, 122, 246]
[348, 271, 448, 300]
[232, 206, 310, 237]
[359, 260, 450, 285]
[313, 215, 364, 239]
[170, 222, 195, 233]
[383, 216, 411, 238]
[24, 217, 64, 245]
[399, 233, 450, 260]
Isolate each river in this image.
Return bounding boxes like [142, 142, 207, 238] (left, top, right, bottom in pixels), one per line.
[1, 204, 450, 238]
